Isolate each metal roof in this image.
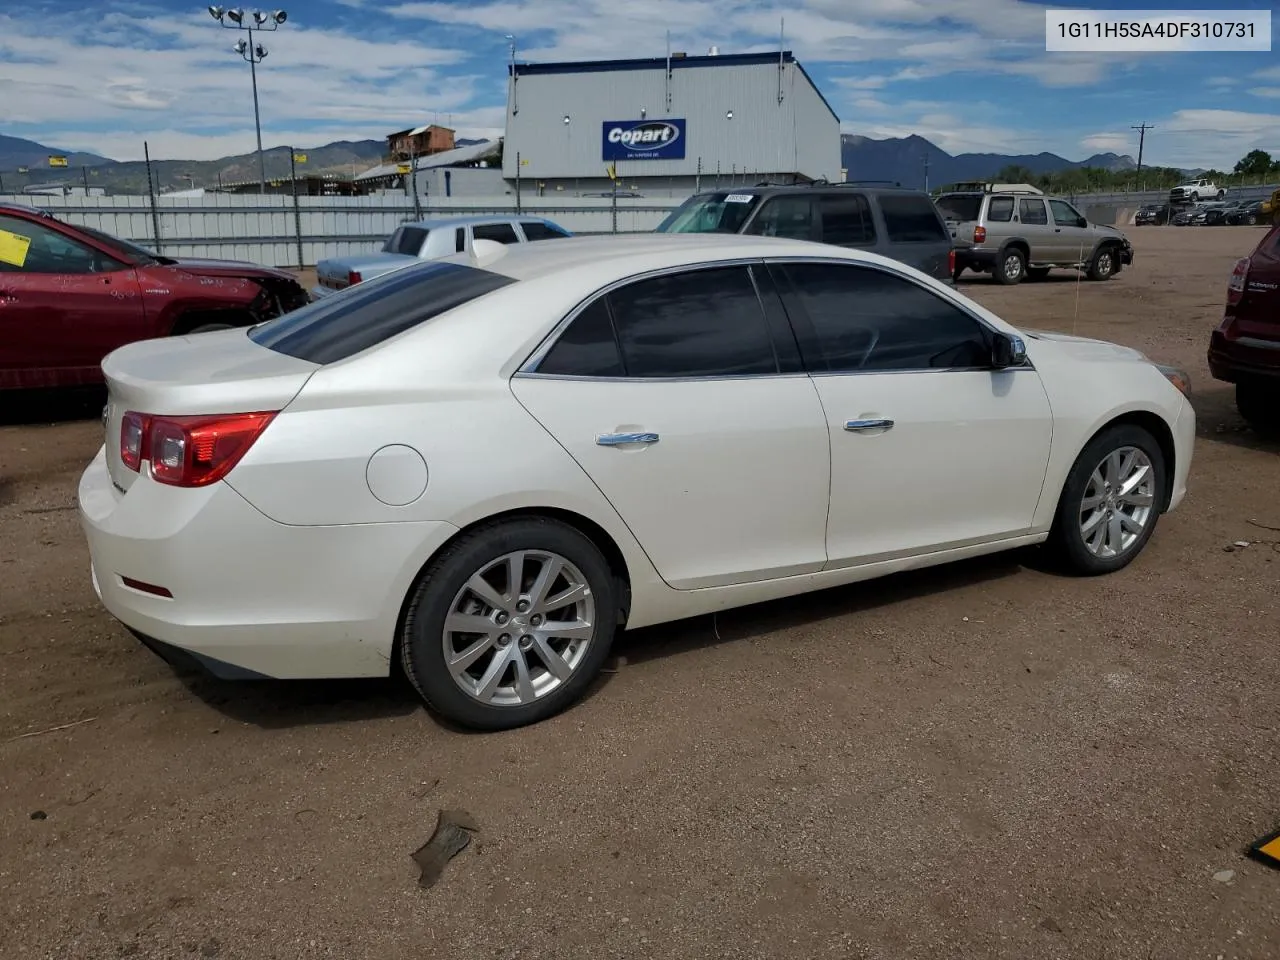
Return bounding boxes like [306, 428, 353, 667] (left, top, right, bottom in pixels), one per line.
[354, 139, 503, 182]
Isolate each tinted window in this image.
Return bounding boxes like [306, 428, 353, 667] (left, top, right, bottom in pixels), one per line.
[986, 197, 1015, 222]
[745, 196, 815, 240]
[606, 266, 777, 378]
[473, 223, 520, 244]
[1019, 199, 1048, 225]
[536, 298, 623, 377]
[250, 261, 515, 364]
[1049, 199, 1082, 226]
[0, 215, 119, 274]
[935, 194, 982, 222]
[384, 226, 428, 255]
[455, 228, 466, 252]
[655, 193, 759, 233]
[879, 193, 948, 241]
[520, 221, 571, 241]
[817, 193, 876, 245]
[777, 262, 990, 372]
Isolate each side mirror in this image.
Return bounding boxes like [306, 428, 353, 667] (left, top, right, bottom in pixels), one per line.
[1076, 216, 1088, 228]
[992, 332, 1027, 369]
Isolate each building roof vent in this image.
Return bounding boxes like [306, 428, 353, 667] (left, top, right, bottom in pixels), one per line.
[671, 51, 686, 58]
[708, 45, 719, 56]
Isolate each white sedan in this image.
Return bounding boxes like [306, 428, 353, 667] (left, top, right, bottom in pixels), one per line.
[79, 234, 1195, 730]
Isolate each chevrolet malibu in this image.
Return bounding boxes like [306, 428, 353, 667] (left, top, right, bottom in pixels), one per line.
[79, 234, 1196, 730]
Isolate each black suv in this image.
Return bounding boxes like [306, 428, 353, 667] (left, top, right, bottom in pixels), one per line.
[655, 183, 954, 284]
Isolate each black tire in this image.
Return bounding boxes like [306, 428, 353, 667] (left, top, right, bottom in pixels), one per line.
[1026, 266, 1051, 281]
[400, 517, 619, 730]
[995, 247, 1026, 285]
[1045, 424, 1166, 576]
[1190, 192, 1200, 202]
[1217, 190, 1225, 200]
[1087, 245, 1118, 281]
[1237, 382, 1280, 436]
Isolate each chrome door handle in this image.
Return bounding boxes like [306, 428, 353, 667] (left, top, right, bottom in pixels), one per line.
[844, 419, 894, 432]
[596, 432, 659, 446]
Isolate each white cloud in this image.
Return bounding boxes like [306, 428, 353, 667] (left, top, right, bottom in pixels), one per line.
[1250, 87, 1280, 99]
[1082, 109, 1280, 170]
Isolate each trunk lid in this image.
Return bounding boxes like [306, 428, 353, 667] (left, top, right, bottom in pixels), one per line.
[316, 253, 419, 291]
[101, 328, 318, 493]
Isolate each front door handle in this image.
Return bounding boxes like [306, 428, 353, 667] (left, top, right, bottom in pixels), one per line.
[596, 432, 659, 446]
[844, 419, 894, 432]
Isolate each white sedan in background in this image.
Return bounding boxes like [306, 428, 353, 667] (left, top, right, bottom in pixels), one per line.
[79, 234, 1195, 730]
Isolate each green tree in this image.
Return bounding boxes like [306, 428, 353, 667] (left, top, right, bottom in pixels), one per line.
[1234, 149, 1273, 177]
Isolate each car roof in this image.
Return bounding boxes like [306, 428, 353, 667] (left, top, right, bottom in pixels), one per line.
[398, 214, 560, 230]
[469, 232, 899, 283]
[692, 183, 928, 198]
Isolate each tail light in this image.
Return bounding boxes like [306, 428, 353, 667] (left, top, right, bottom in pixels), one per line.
[947, 248, 956, 276]
[973, 225, 987, 244]
[347, 270, 363, 287]
[119, 411, 276, 487]
[1227, 257, 1251, 306]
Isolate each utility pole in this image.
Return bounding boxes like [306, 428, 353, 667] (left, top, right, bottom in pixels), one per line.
[210, 8, 289, 195]
[923, 154, 930, 193]
[1131, 123, 1154, 179]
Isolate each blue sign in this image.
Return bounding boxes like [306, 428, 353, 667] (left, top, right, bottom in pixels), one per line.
[602, 118, 686, 161]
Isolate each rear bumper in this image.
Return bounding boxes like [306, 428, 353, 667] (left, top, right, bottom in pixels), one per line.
[1208, 328, 1280, 384]
[955, 248, 998, 270]
[78, 445, 459, 680]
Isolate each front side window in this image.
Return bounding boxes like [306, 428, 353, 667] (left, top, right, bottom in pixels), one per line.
[535, 266, 778, 378]
[0, 215, 120, 274]
[879, 193, 949, 241]
[1019, 199, 1049, 225]
[1049, 199, 1083, 226]
[774, 261, 990, 373]
[817, 193, 876, 246]
[473, 222, 520, 244]
[744, 196, 815, 240]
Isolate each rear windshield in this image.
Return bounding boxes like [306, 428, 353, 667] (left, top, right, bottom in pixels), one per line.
[382, 226, 429, 255]
[249, 261, 515, 364]
[934, 194, 983, 222]
[656, 193, 760, 233]
[878, 193, 948, 242]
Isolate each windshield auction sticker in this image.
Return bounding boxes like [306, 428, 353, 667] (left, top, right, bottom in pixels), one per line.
[0, 229, 31, 268]
[1046, 9, 1271, 51]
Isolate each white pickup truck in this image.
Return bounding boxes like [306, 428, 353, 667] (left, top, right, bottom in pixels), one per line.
[1170, 178, 1225, 203]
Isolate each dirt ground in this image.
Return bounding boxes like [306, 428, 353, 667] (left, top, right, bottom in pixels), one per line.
[3, 226, 1280, 960]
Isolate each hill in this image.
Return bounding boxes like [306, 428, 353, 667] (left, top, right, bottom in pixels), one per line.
[0, 134, 112, 172]
[841, 134, 1137, 188]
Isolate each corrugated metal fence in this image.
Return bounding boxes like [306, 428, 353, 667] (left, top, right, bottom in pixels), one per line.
[0, 193, 685, 269]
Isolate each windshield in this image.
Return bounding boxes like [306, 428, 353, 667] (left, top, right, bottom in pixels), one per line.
[74, 223, 161, 265]
[655, 193, 761, 233]
[934, 194, 983, 222]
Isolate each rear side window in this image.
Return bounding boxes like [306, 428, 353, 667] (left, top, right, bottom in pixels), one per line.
[879, 194, 948, 242]
[521, 221, 571, 241]
[250, 261, 515, 364]
[473, 223, 520, 244]
[1019, 199, 1048, 225]
[455, 228, 466, 252]
[817, 193, 876, 246]
[986, 197, 1015, 223]
[537, 299, 624, 377]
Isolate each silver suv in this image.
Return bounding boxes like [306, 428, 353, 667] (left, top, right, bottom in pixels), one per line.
[936, 183, 1133, 285]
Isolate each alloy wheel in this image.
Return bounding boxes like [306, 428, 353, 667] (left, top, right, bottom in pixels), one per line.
[442, 550, 596, 707]
[1078, 446, 1156, 559]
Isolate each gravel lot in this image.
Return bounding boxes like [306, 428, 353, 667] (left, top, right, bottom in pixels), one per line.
[3, 226, 1279, 960]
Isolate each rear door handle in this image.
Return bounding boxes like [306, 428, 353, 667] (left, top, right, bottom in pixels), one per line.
[596, 432, 659, 446]
[844, 419, 894, 432]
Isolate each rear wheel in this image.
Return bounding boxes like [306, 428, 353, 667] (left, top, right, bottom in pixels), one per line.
[996, 247, 1026, 285]
[1237, 382, 1280, 436]
[1046, 424, 1166, 575]
[400, 518, 619, 730]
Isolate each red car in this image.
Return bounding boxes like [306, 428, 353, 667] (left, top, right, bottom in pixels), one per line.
[0, 203, 309, 391]
[1209, 223, 1280, 434]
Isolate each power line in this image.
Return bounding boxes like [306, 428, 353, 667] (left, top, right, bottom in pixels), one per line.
[1131, 123, 1154, 178]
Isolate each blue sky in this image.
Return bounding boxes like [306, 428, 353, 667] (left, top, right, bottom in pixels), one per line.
[0, 0, 1277, 169]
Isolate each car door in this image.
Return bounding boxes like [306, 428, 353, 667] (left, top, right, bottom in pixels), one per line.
[742, 195, 818, 241]
[1048, 199, 1092, 264]
[510, 262, 832, 590]
[0, 213, 145, 389]
[768, 258, 1054, 567]
[1014, 197, 1054, 262]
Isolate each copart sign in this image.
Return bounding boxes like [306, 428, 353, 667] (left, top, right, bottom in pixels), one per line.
[601, 119, 687, 161]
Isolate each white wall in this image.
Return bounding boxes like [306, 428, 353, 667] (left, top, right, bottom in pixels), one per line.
[0, 192, 684, 268]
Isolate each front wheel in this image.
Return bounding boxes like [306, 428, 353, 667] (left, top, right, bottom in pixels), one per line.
[1087, 246, 1117, 281]
[400, 518, 619, 730]
[1217, 190, 1226, 200]
[1046, 425, 1166, 576]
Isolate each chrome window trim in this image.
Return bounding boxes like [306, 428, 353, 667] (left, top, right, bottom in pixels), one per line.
[513, 254, 1037, 382]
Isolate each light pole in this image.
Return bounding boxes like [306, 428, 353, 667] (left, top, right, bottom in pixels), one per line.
[208, 7, 288, 194]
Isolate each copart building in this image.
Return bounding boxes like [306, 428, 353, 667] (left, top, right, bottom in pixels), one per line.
[502, 50, 841, 196]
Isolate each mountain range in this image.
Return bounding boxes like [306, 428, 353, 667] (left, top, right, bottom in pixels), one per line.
[840, 134, 1138, 188]
[2, 132, 1147, 194]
